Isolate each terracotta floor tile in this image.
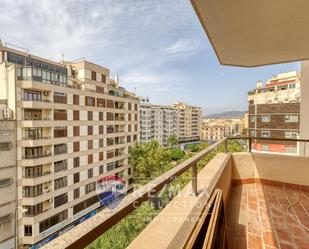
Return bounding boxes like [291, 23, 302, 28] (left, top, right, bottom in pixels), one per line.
[233, 237, 247, 249]
[294, 238, 309, 249]
[248, 234, 263, 249]
[263, 231, 279, 248]
[279, 242, 296, 249]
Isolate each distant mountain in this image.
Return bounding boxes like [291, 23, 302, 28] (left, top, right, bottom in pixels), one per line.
[206, 111, 246, 119]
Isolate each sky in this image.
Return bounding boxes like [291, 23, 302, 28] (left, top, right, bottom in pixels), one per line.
[0, 0, 300, 114]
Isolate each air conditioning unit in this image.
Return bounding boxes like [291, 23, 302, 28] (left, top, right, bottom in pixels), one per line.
[2, 108, 11, 119]
[43, 91, 49, 96]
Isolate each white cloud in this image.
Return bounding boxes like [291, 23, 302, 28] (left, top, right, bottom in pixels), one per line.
[163, 38, 202, 55]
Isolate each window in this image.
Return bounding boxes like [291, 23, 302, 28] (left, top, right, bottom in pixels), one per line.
[73, 157, 80, 168]
[88, 168, 93, 178]
[96, 86, 104, 94]
[99, 125, 104, 134]
[88, 140, 93, 150]
[25, 165, 43, 178]
[0, 178, 12, 188]
[54, 176, 67, 190]
[24, 225, 32, 237]
[91, 71, 97, 81]
[53, 92, 67, 104]
[88, 154, 93, 164]
[54, 193, 68, 208]
[73, 95, 79, 105]
[88, 111, 93, 121]
[261, 130, 270, 138]
[39, 210, 68, 233]
[73, 173, 80, 183]
[73, 142, 80, 152]
[85, 96, 95, 106]
[54, 160, 67, 173]
[54, 109, 67, 120]
[99, 165, 104, 174]
[99, 139, 104, 148]
[23, 184, 42, 197]
[0, 142, 11, 150]
[261, 115, 270, 122]
[23, 90, 42, 101]
[73, 126, 80, 136]
[285, 115, 299, 123]
[85, 182, 96, 194]
[97, 98, 105, 107]
[74, 188, 80, 199]
[99, 112, 104, 120]
[99, 152, 104, 161]
[250, 116, 255, 123]
[54, 127, 67, 138]
[285, 131, 299, 139]
[24, 203, 43, 217]
[88, 126, 93, 135]
[128, 103, 132, 110]
[54, 143, 67, 155]
[73, 110, 79, 120]
[101, 74, 106, 83]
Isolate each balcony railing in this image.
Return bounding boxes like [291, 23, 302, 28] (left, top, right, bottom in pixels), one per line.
[23, 151, 52, 159]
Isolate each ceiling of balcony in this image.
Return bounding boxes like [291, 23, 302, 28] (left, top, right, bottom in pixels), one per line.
[191, 0, 309, 67]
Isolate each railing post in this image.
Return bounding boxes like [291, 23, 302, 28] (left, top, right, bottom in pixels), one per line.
[224, 139, 228, 153]
[191, 163, 198, 196]
[248, 138, 252, 152]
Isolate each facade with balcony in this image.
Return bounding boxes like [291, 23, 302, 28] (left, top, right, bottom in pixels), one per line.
[0, 45, 140, 248]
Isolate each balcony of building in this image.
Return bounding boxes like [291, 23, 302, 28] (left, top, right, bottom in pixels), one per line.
[42, 137, 309, 249]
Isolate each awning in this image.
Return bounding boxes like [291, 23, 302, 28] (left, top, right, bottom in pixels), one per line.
[191, 0, 309, 67]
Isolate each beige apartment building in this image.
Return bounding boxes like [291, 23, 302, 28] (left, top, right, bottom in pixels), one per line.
[0, 44, 139, 248]
[173, 102, 202, 143]
[140, 97, 179, 146]
[0, 103, 16, 249]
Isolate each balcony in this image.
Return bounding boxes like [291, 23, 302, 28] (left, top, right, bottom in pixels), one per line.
[43, 137, 309, 249]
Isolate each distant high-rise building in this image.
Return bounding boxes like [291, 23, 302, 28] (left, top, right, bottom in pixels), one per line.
[140, 97, 179, 146]
[0, 44, 139, 248]
[247, 71, 300, 153]
[173, 102, 202, 144]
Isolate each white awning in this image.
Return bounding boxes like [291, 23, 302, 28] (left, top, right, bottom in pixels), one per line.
[191, 0, 309, 67]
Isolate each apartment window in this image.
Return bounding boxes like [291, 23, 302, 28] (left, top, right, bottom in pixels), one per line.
[54, 193, 68, 208]
[53, 92, 67, 104]
[285, 115, 299, 123]
[85, 96, 95, 107]
[88, 168, 93, 178]
[135, 124, 138, 131]
[99, 112, 104, 120]
[250, 116, 255, 123]
[99, 165, 104, 174]
[85, 182, 96, 194]
[73, 110, 79, 120]
[24, 203, 43, 217]
[54, 109, 67, 120]
[54, 143, 67, 155]
[91, 71, 97, 81]
[23, 184, 42, 197]
[54, 160, 67, 173]
[73, 126, 80, 136]
[128, 114, 131, 121]
[285, 131, 298, 139]
[88, 140, 93, 150]
[261, 115, 270, 122]
[73, 142, 80, 152]
[88, 154, 93, 164]
[128, 125, 131, 132]
[39, 210, 68, 233]
[107, 163, 114, 172]
[24, 225, 32, 237]
[135, 114, 138, 121]
[99, 125, 104, 134]
[88, 111, 93, 121]
[106, 112, 114, 121]
[24, 127, 42, 140]
[88, 126, 93, 135]
[261, 130, 270, 138]
[25, 165, 43, 178]
[23, 90, 42, 101]
[107, 150, 114, 159]
[73, 95, 79, 105]
[24, 109, 42, 120]
[74, 188, 80, 199]
[101, 74, 106, 83]
[73, 173, 80, 184]
[99, 152, 104, 161]
[97, 98, 105, 107]
[96, 86, 104, 94]
[54, 176, 67, 190]
[127, 135, 131, 143]
[54, 126, 67, 138]
[73, 157, 80, 168]
[99, 139, 104, 148]
[0, 142, 11, 150]
[0, 178, 12, 188]
[133, 135, 137, 142]
[128, 103, 132, 110]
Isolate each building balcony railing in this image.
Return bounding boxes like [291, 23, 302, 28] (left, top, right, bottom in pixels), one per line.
[23, 135, 52, 140]
[22, 98, 51, 103]
[23, 151, 52, 159]
[42, 137, 309, 249]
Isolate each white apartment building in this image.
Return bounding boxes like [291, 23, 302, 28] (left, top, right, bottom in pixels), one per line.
[0, 103, 16, 249]
[173, 102, 202, 143]
[140, 97, 179, 146]
[0, 44, 139, 248]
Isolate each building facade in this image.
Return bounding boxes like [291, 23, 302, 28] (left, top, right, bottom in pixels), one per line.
[172, 102, 202, 144]
[0, 44, 139, 248]
[247, 71, 300, 153]
[140, 97, 179, 146]
[0, 103, 16, 249]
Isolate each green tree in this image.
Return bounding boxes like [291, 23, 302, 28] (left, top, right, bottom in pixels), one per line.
[167, 134, 178, 147]
[167, 148, 185, 161]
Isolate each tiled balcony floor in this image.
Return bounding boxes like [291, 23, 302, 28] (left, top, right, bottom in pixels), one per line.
[227, 183, 309, 249]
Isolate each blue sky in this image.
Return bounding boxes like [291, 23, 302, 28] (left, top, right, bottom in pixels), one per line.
[0, 0, 300, 114]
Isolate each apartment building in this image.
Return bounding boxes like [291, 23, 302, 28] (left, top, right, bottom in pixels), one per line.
[173, 102, 202, 144]
[202, 118, 243, 141]
[0, 44, 139, 248]
[0, 103, 16, 249]
[248, 71, 300, 153]
[140, 97, 179, 146]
